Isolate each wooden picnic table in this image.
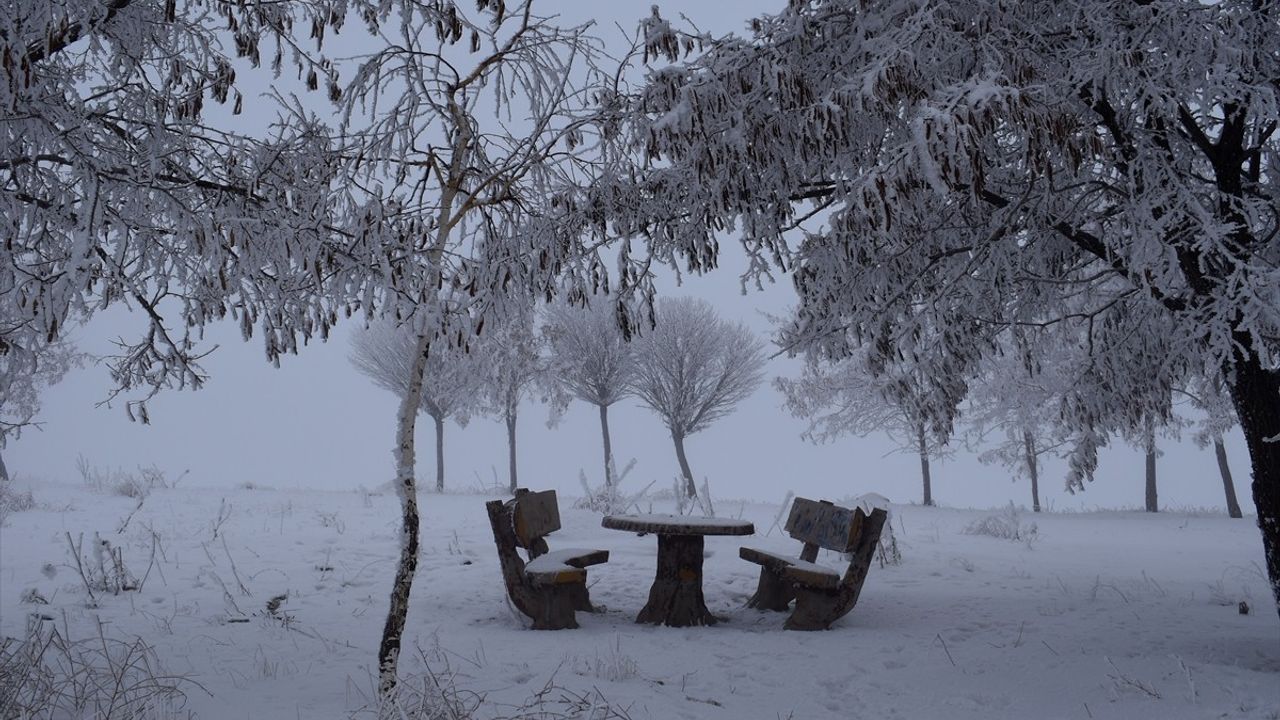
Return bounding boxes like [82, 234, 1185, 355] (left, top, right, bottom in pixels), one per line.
[601, 514, 754, 627]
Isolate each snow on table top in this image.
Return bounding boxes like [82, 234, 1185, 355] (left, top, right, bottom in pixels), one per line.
[601, 513, 755, 535]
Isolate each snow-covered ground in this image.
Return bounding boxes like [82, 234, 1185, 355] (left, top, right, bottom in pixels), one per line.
[1, 480, 1277, 719]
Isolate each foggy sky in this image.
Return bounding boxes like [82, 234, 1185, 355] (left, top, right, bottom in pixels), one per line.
[4, 1, 1255, 514]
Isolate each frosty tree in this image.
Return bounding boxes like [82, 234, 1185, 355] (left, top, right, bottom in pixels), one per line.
[1, 0, 631, 691]
[1179, 373, 1245, 519]
[967, 329, 1073, 513]
[777, 311, 972, 507]
[629, 297, 766, 498]
[543, 298, 635, 486]
[617, 1, 1280, 617]
[0, 332, 83, 482]
[475, 304, 545, 494]
[350, 323, 479, 492]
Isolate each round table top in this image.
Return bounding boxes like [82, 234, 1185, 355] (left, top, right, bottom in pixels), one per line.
[601, 513, 755, 536]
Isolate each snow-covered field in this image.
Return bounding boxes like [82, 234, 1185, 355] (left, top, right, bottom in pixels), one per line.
[1, 480, 1277, 719]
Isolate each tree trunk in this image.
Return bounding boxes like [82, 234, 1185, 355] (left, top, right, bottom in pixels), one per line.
[379, 333, 429, 694]
[917, 422, 933, 507]
[672, 432, 696, 498]
[0, 448, 8, 482]
[1144, 416, 1158, 513]
[434, 416, 445, 493]
[1023, 430, 1041, 513]
[1223, 348, 1280, 621]
[507, 410, 518, 494]
[1214, 435, 1243, 519]
[600, 403, 614, 487]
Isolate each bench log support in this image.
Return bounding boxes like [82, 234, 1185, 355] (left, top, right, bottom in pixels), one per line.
[785, 508, 887, 631]
[485, 495, 607, 630]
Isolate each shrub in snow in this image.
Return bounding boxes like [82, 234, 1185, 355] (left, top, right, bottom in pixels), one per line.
[0, 618, 193, 718]
[0, 483, 34, 526]
[964, 502, 1039, 546]
[75, 454, 179, 499]
[574, 458, 655, 515]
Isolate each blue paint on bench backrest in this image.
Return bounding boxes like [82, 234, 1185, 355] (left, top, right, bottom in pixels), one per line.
[784, 498, 865, 554]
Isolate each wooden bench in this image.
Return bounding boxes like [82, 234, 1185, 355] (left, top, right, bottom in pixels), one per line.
[485, 488, 609, 630]
[739, 497, 888, 630]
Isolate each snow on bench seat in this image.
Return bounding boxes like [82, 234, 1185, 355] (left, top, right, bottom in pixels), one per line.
[739, 546, 798, 569]
[524, 548, 609, 585]
[783, 559, 841, 590]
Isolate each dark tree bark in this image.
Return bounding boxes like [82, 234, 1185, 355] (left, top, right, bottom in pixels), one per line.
[506, 411, 518, 494]
[1223, 347, 1280, 621]
[434, 416, 445, 493]
[672, 432, 697, 498]
[599, 403, 614, 487]
[1023, 430, 1041, 513]
[378, 334, 429, 694]
[0, 449, 8, 483]
[1214, 435, 1244, 519]
[917, 422, 933, 507]
[636, 535, 716, 626]
[1144, 417, 1158, 513]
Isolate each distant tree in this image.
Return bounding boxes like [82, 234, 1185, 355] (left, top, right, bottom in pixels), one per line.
[629, 297, 766, 498]
[0, 333, 84, 482]
[777, 329, 968, 507]
[476, 306, 545, 494]
[1178, 373, 1244, 519]
[967, 329, 1072, 513]
[349, 323, 479, 493]
[543, 299, 635, 486]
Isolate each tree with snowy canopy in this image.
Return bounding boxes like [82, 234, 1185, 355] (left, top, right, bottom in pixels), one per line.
[350, 322, 480, 493]
[610, 1, 1280, 618]
[628, 297, 766, 498]
[1, 0, 636, 691]
[474, 302, 545, 494]
[542, 298, 636, 487]
[777, 308, 974, 507]
[1178, 371, 1245, 518]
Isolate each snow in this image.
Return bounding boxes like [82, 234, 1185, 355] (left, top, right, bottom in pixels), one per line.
[2, 481, 1278, 719]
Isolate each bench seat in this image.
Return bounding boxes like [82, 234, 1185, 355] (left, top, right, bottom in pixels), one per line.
[783, 559, 841, 590]
[524, 548, 609, 584]
[739, 546, 797, 569]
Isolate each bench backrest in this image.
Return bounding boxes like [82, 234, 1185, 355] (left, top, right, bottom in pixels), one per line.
[784, 498, 864, 554]
[511, 489, 561, 550]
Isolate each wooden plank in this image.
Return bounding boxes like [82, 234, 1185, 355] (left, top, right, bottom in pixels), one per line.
[601, 514, 755, 536]
[784, 498, 864, 552]
[512, 489, 561, 548]
[739, 546, 797, 569]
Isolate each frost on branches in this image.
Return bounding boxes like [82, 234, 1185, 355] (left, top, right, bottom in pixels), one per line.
[543, 299, 637, 487]
[619, 1, 1280, 617]
[2, 0, 637, 692]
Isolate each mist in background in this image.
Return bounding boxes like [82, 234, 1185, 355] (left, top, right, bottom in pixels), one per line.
[4, 1, 1254, 513]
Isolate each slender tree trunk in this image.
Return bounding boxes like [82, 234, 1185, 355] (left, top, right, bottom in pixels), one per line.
[1214, 434, 1243, 519]
[673, 432, 696, 498]
[1144, 416, 1158, 513]
[379, 333, 429, 694]
[916, 422, 933, 507]
[0, 448, 8, 482]
[1224, 347, 1280, 620]
[600, 403, 614, 487]
[507, 410, 518, 494]
[1023, 430, 1041, 513]
[434, 416, 445, 493]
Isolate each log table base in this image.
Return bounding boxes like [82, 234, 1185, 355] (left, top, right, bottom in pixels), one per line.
[601, 513, 755, 628]
[635, 535, 716, 627]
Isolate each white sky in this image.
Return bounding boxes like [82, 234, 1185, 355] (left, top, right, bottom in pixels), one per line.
[5, 1, 1256, 513]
